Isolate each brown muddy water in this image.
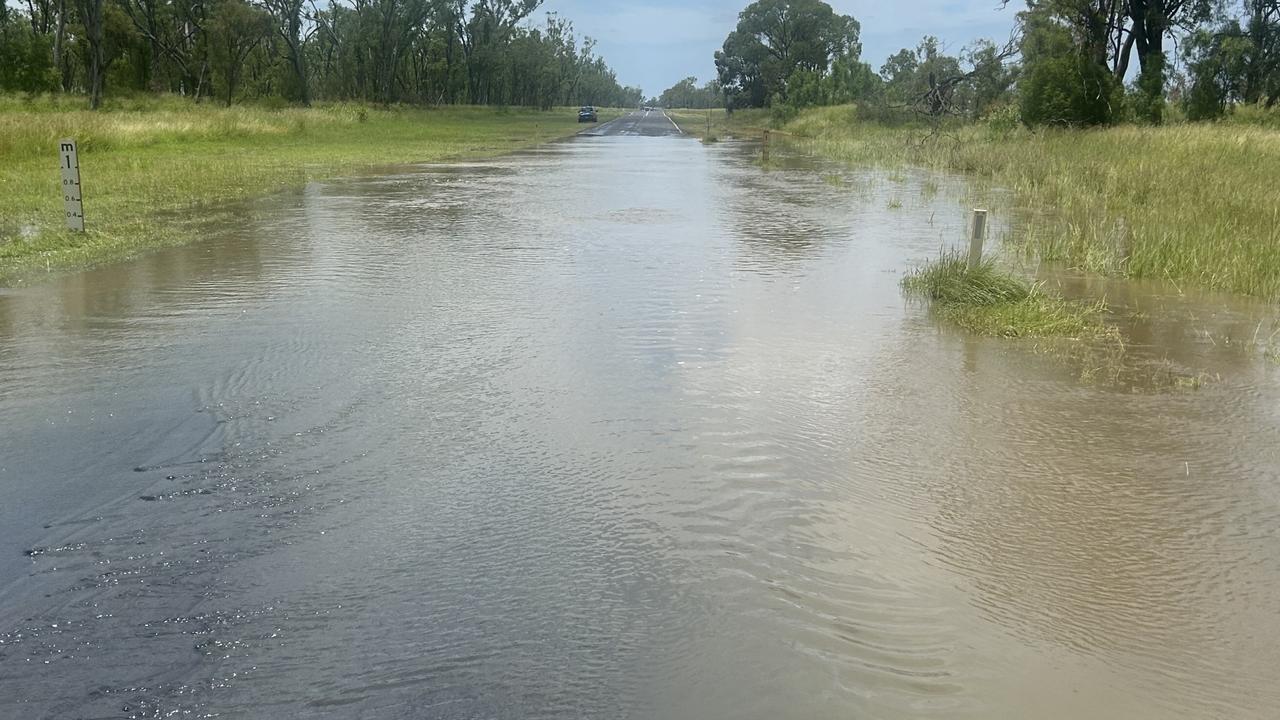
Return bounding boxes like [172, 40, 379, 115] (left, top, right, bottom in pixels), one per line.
[1, 136, 1278, 719]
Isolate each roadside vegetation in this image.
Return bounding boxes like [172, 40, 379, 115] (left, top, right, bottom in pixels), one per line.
[0, 98, 614, 282]
[777, 105, 1280, 300]
[654, 0, 1280, 307]
[1, 0, 648, 281]
[0, 0, 644, 110]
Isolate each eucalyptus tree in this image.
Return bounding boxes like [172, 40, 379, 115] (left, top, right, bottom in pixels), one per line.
[452, 0, 541, 103]
[657, 76, 723, 108]
[0, 3, 59, 91]
[207, 0, 271, 104]
[74, 0, 106, 107]
[258, 0, 310, 104]
[1184, 0, 1280, 116]
[1010, 0, 1213, 122]
[714, 0, 861, 107]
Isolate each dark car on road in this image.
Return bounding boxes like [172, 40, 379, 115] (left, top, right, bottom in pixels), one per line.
[578, 106, 598, 123]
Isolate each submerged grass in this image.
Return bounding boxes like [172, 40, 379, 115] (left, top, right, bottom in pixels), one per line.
[0, 95, 618, 282]
[903, 253, 1109, 339]
[708, 104, 1280, 300]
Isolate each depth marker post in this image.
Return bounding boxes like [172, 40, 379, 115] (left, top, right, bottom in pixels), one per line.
[59, 139, 85, 232]
[967, 209, 988, 270]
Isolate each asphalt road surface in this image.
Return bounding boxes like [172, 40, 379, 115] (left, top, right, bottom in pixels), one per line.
[578, 108, 685, 137]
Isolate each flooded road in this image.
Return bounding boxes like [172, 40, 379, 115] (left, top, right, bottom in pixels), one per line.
[2, 135, 1279, 719]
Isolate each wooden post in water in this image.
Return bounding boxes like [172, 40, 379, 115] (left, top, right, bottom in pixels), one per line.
[967, 209, 988, 270]
[762, 129, 770, 161]
[58, 138, 85, 232]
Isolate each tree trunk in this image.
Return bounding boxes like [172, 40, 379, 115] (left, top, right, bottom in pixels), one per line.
[54, 0, 68, 91]
[285, 7, 309, 106]
[1245, 1, 1267, 103]
[78, 0, 106, 109]
[1127, 0, 1167, 123]
[144, 0, 163, 91]
[195, 60, 208, 103]
[292, 47, 310, 105]
[1114, 32, 1135, 81]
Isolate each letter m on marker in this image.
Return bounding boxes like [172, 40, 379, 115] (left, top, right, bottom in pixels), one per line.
[61, 143, 74, 152]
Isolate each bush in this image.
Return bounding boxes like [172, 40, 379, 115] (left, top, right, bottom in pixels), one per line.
[1223, 102, 1280, 128]
[1184, 72, 1227, 121]
[982, 103, 1021, 135]
[1020, 53, 1120, 127]
[1017, 8, 1120, 127]
[770, 102, 799, 125]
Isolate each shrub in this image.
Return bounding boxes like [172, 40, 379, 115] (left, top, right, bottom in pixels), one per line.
[1020, 53, 1120, 127]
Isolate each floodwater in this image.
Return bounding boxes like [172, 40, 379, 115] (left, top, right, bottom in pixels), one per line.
[1, 135, 1278, 720]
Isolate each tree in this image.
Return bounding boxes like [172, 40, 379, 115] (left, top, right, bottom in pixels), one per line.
[657, 76, 723, 108]
[873, 35, 1016, 120]
[75, 0, 107, 107]
[116, 0, 166, 89]
[0, 6, 60, 92]
[714, 0, 860, 108]
[823, 49, 879, 104]
[453, 0, 543, 104]
[880, 37, 961, 111]
[207, 0, 270, 105]
[1, 0, 638, 110]
[1121, 0, 1214, 122]
[259, 0, 310, 104]
[1184, 0, 1279, 117]
[1240, 0, 1280, 104]
[1008, 0, 1216, 123]
[962, 39, 1020, 116]
[63, 0, 139, 107]
[1018, 6, 1121, 125]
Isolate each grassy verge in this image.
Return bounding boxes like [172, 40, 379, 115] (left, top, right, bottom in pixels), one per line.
[0, 95, 619, 283]
[696, 104, 1280, 300]
[902, 253, 1110, 339]
[666, 108, 770, 142]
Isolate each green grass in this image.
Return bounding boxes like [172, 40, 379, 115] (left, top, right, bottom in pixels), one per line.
[752, 104, 1280, 300]
[0, 95, 619, 283]
[902, 253, 1109, 338]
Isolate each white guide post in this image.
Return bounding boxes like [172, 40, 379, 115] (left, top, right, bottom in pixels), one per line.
[967, 209, 988, 270]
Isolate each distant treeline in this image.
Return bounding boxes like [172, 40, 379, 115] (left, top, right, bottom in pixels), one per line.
[0, 0, 644, 109]
[653, 76, 723, 109]
[654, 0, 1279, 125]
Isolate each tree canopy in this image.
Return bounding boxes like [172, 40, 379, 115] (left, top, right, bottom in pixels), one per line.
[0, 0, 643, 109]
[655, 76, 722, 108]
[709, 0, 1279, 125]
[714, 0, 860, 109]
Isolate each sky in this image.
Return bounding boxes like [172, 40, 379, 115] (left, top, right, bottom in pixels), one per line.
[538, 0, 1020, 98]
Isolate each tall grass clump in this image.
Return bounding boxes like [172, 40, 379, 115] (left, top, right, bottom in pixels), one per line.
[903, 253, 1107, 338]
